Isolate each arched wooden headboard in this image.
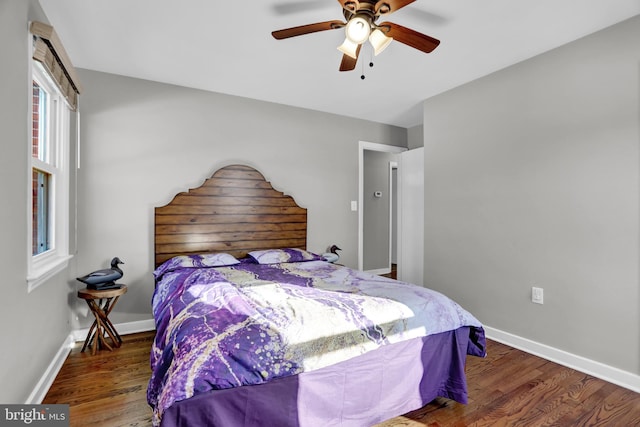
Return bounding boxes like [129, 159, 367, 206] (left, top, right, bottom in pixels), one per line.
[154, 164, 307, 267]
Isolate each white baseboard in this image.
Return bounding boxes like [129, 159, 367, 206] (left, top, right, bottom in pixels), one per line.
[115, 318, 156, 335]
[31, 319, 156, 404]
[484, 325, 640, 393]
[364, 267, 391, 275]
[26, 334, 74, 404]
[71, 319, 156, 342]
[32, 322, 639, 404]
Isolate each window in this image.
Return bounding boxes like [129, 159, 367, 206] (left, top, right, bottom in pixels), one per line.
[32, 79, 52, 256]
[27, 47, 72, 291]
[27, 21, 81, 291]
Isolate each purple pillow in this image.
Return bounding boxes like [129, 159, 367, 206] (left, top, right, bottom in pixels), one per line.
[154, 253, 240, 279]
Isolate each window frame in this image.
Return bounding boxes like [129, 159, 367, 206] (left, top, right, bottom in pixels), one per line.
[27, 56, 72, 292]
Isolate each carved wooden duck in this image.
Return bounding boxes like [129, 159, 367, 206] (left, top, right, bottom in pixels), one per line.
[322, 245, 341, 263]
[77, 257, 124, 289]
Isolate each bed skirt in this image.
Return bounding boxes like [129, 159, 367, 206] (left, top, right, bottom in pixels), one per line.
[159, 326, 484, 427]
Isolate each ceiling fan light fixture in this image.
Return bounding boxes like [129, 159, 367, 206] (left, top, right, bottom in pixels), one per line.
[337, 37, 359, 59]
[345, 15, 370, 44]
[271, 0, 441, 72]
[369, 29, 392, 56]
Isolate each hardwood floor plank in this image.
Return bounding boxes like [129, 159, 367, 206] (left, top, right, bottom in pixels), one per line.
[43, 331, 640, 426]
[43, 332, 155, 427]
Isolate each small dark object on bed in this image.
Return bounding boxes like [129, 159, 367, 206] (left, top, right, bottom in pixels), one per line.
[77, 257, 124, 290]
[322, 244, 341, 263]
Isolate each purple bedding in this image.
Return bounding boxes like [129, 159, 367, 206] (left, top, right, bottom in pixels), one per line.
[148, 254, 486, 426]
[159, 327, 482, 427]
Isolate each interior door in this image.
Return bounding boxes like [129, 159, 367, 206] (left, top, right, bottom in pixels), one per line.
[398, 147, 424, 285]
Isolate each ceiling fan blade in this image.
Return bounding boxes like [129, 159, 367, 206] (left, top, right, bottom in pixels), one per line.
[379, 21, 440, 53]
[272, 20, 345, 40]
[374, 0, 416, 15]
[337, 0, 359, 13]
[339, 44, 361, 71]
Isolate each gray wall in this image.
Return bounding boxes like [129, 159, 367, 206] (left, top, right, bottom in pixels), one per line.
[73, 69, 407, 330]
[363, 150, 398, 270]
[0, 0, 79, 403]
[407, 125, 424, 149]
[422, 15, 640, 374]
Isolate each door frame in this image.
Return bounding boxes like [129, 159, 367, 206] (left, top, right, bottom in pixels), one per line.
[358, 141, 407, 271]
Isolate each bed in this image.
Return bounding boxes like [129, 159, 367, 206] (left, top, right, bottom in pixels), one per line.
[148, 164, 486, 427]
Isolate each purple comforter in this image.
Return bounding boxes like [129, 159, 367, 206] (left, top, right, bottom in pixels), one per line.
[148, 257, 485, 426]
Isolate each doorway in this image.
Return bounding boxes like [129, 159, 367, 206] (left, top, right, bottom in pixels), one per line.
[358, 141, 406, 274]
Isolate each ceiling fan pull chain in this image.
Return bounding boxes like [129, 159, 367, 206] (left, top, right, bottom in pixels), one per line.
[361, 45, 375, 80]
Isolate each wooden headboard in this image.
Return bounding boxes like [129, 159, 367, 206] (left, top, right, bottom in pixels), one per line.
[155, 164, 307, 267]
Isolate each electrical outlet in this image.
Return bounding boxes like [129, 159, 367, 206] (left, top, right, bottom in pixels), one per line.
[532, 287, 544, 304]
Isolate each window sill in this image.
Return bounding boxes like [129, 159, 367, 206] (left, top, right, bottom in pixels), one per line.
[27, 254, 73, 293]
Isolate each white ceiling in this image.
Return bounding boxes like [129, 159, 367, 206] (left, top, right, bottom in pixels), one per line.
[39, 0, 639, 128]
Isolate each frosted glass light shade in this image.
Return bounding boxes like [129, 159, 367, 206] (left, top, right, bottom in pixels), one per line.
[369, 29, 392, 56]
[337, 38, 359, 59]
[345, 16, 370, 44]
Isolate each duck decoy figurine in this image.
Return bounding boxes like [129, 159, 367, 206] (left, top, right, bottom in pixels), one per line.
[322, 245, 342, 263]
[77, 257, 125, 290]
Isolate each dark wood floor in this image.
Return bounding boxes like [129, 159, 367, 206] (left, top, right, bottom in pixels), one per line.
[43, 332, 154, 426]
[380, 263, 398, 280]
[43, 331, 640, 426]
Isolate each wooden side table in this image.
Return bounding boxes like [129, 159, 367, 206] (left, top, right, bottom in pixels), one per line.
[77, 285, 127, 355]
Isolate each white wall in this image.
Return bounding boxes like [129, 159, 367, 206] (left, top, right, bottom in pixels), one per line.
[73, 69, 407, 330]
[398, 148, 424, 286]
[422, 16, 640, 375]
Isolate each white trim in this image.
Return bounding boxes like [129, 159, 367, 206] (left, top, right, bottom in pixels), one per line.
[388, 161, 398, 273]
[26, 334, 74, 404]
[358, 141, 407, 271]
[71, 319, 156, 342]
[364, 267, 391, 275]
[33, 322, 640, 404]
[27, 254, 72, 293]
[28, 52, 72, 290]
[484, 326, 640, 393]
[116, 319, 156, 335]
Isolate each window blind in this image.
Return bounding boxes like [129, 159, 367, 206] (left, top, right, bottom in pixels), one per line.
[30, 21, 82, 111]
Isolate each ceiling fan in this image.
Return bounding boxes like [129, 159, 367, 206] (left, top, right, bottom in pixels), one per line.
[272, 0, 440, 71]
